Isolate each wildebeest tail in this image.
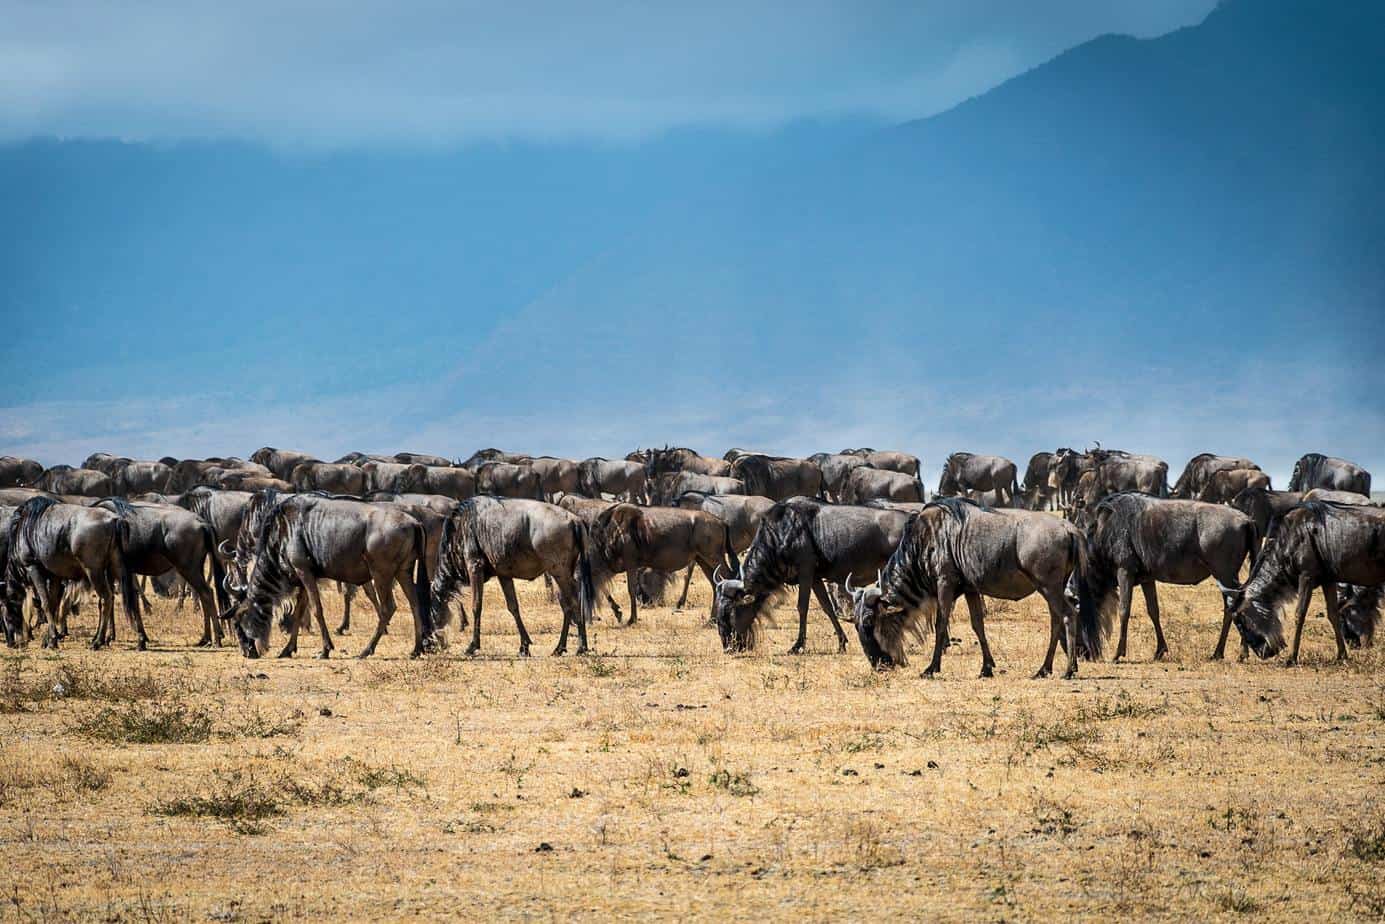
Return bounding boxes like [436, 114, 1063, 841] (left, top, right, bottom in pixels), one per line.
[431, 511, 463, 629]
[1243, 517, 1262, 572]
[412, 522, 432, 635]
[1072, 532, 1111, 660]
[203, 523, 231, 613]
[723, 524, 739, 574]
[572, 521, 596, 629]
[113, 518, 141, 628]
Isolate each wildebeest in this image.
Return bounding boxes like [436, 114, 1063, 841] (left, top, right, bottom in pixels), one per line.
[1287, 453, 1372, 495]
[215, 471, 293, 493]
[475, 461, 542, 500]
[400, 464, 476, 501]
[846, 498, 1096, 678]
[588, 503, 730, 623]
[459, 448, 532, 469]
[727, 454, 824, 502]
[1170, 454, 1261, 499]
[1088, 449, 1168, 498]
[840, 467, 923, 505]
[1230, 487, 1304, 542]
[393, 451, 453, 468]
[249, 447, 320, 481]
[672, 492, 775, 558]
[1019, 452, 1056, 511]
[37, 466, 114, 498]
[360, 460, 415, 493]
[290, 461, 368, 495]
[95, 498, 230, 647]
[335, 451, 396, 465]
[650, 471, 745, 506]
[937, 453, 1018, 506]
[807, 453, 873, 502]
[179, 487, 256, 558]
[527, 457, 580, 500]
[1048, 449, 1096, 507]
[2, 497, 142, 650]
[643, 446, 732, 480]
[220, 494, 432, 660]
[1303, 488, 1377, 505]
[166, 458, 271, 492]
[0, 456, 44, 488]
[345, 492, 453, 635]
[840, 448, 921, 477]
[1197, 468, 1271, 504]
[429, 497, 596, 657]
[1080, 492, 1259, 662]
[1232, 502, 1385, 663]
[1340, 583, 1384, 649]
[577, 458, 646, 503]
[711, 497, 910, 654]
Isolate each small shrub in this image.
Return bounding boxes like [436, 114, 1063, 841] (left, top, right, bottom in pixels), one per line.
[153, 771, 284, 835]
[708, 768, 759, 797]
[72, 702, 213, 744]
[231, 708, 302, 740]
[1345, 820, 1385, 862]
[62, 757, 112, 794]
[585, 658, 616, 678]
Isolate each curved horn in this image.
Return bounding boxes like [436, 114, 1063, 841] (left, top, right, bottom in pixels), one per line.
[845, 574, 855, 594]
[712, 564, 726, 586]
[217, 540, 235, 558]
[877, 568, 884, 588]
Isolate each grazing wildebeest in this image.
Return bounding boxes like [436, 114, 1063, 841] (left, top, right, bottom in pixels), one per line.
[840, 449, 922, 478]
[1197, 468, 1271, 504]
[361, 460, 415, 493]
[711, 497, 910, 654]
[250, 447, 320, 481]
[846, 498, 1097, 678]
[1287, 453, 1372, 495]
[1232, 502, 1385, 663]
[527, 457, 580, 500]
[0, 457, 44, 488]
[1170, 454, 1261, 499]
[644, 447, 732, 480]
[95, 498, 230, 647]
[588, 503, 730, 623]
[220, 494, 432, 660]
[808, 453, 873, 502]
[3, 497, 142, 650]
[1339, 583, 1384, 649]
[937, 453, 1018, 506]
[398, 464, 476, 501]
[727, 454, 824, 502]
[650, 471, 745, 506]
[37, 466, 114, 498]
[476, 462, 542, 500]
[290, 462, 368, 495]
[429, 497, 596, 657]
[1019, 452, 1056, 511]
[335, 451, 396, 465]
[1080, 492, 1259, 662]
[459, 449, 532, 469]
[577, 458, 647, 503]
[840, 467, 923, 505]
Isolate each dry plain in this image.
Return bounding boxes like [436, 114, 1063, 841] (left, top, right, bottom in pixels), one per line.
[2, 576, 1383, 922]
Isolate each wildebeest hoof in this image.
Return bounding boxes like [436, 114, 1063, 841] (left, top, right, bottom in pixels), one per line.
[836, 638, 848, 653]
[136, 639, 148, 652]
[979, 665, 994, 678]
[551, 646, 565, 656]
[1153, 647, 1169, 661]
[920, 668, 939, 679]
[277, 648, 296, 659]
[336, 625, 350, 635]
[194, 635, 213, 647]
[317, 650, 331, 660]
[1032, 668, 1051, 679]
[1062, 668, 1078, 680]
[787, 643, 805, 655]
[464, 642, 480, 657]
[1208, 649, 1225, 661]
[1282, 658, 1298, 668]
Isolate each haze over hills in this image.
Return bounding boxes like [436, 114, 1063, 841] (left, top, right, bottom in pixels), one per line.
[3, 0, 1381, 480]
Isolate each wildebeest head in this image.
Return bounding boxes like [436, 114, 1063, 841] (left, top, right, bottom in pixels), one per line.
[220, 599, 270, 658]
[1228, 587, 1285, 660]
[711, 567, 765, 652]
[845, 572, 908, 669]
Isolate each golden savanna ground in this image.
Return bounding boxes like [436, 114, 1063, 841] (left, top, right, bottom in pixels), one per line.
[2, 577, 1384, 921]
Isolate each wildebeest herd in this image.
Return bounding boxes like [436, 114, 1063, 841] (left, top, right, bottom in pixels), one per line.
[0, 445, 1379, 679]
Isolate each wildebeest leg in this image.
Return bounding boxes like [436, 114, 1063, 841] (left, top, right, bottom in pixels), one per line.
[357, 572, 398, 660]
[1321, 581, 1349, 662]
[337, 581, 356, 635]
[673, 564, 696, 612]
[277, 580, 308, 658]
[1285, 575, 1316, 666]
[394, 571, 428, 658]
[499, 577, 534, 658]
[1211, 594, 1237, 661]
[692, 561, 719, 624]
[1036, 601, 1060, 679]
[811, 579, 848, 653]
[1113, 569, 1134, 661]
[787, 576, 814, 654]
[31, 570, 62, 650]
[922, 583, 957, 677]
[1043, 586, 1081, 679]
[184, 563, 223, 648]
[625, 568, 640, 625]
[964, 590, 995, 678]
[1141, 582, 1169, 661]
[298, 575, 334, 659]
[604, 590, 625, 625]
[552, 576, 585, 656]
[466, 573, 486, 657]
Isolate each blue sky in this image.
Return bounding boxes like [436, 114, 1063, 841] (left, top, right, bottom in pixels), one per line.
[3, 0, 1382, 485]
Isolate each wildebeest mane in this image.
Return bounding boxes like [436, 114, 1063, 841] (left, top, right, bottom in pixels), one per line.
[1288, 453, 1327, 492]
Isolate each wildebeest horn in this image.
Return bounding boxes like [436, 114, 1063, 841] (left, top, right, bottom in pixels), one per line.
[217, 540, 234, 557]
[845, 574, 858, 597]
[877, 568, 884, 588]
[713, 564, 726, 586]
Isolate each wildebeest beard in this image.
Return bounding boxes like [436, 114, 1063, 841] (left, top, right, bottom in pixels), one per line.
[854, 506, 950, 668]
[230, 507, 301, 657]
[1231, 534, 1294, 658]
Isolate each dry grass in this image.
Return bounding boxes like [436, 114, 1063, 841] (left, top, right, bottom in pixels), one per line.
[1, 577, 1382, 920]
